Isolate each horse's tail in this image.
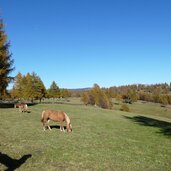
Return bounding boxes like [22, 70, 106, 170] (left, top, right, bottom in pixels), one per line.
[41, 110, 45, 122]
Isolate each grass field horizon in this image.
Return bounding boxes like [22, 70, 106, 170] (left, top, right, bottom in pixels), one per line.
[0, 99, 171, 170]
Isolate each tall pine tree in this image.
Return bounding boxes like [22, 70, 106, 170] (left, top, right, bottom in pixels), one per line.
[31, 72, 47, 102]
[0, 18, 14, 97]
[48, 81, 60, 98]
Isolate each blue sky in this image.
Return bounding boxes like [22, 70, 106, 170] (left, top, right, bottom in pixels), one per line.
[0, 0, 171, 89]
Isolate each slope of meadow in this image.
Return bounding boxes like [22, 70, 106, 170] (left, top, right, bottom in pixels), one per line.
[0, 101, 171, 170]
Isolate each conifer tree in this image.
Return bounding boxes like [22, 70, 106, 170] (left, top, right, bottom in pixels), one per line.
[0, 18, 14, 97]
[11, 72, 46, 102]
[24, 73, 34, 99]
[48, 81, 60, 98]
[60, 88, 70, 98]
[31, 72, 46, 102]
[11, 72, 23, 99]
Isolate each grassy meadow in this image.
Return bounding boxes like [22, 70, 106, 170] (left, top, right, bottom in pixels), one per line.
[0, 99, 171, 171]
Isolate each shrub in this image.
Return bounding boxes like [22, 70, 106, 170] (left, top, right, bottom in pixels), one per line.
[120, 104, 130, 112]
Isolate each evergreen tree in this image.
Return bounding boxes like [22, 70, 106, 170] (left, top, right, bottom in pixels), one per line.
[11, 72, 23, 99]
[60, 88, 70, 98]
[0, 18, 14, 97]
[24, 73, 34, 100]
[48, 81, 60, 98]
[11, 72, 46, 102]
[31, 72, 46, 102]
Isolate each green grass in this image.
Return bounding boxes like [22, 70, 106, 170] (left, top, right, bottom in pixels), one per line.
[0, 101, 171, 170]
[113, 99, 171, 119]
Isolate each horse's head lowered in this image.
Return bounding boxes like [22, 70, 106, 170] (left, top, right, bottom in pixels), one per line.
[67, 123, 72, 132]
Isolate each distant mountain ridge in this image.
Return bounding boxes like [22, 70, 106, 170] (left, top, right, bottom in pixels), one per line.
[68, 87, 91, 91]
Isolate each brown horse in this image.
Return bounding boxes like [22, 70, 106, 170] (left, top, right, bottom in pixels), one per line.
[14, 103, 28, 112]
[41, 110, 72, 132]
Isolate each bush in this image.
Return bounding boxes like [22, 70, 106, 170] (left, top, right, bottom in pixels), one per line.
[120, 104, 130, 112]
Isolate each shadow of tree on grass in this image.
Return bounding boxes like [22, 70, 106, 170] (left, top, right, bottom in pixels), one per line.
[124, 115, 171, 136]
[0, 152, 32, 171]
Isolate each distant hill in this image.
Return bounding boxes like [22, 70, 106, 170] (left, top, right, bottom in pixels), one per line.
[68, 88, 91, 91]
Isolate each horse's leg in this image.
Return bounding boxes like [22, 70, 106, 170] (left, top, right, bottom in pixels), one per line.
[42, 122, 46, 131]
[47, 119, 52, 130]
[60, 126, 62, 131]
[60, 122, 65, 132]
[25, 105, 28, 113]
[60, 122, 63, 131]
[62, 122, 65, 132]
[42, 120, 46, 131]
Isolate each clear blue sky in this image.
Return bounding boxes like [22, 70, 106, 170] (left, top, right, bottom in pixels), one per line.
[0, 0, 171, 89]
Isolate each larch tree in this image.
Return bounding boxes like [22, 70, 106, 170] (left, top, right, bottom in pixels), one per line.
[81, 84, 113, 109]
[11, 72, 23, 99]
[23, 73, 35, 100]
[60, 88, 70, 98]
[31, 72, 47, 102]
[81, 92, 89, 105]
[11, 72, 47, 102]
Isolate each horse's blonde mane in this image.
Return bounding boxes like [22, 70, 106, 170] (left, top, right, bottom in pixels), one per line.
[42, 110, 45, 118]
[64, 112, 70, 124]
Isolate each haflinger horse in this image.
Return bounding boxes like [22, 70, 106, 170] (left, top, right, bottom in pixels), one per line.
[14, 103, 28, 112]
[41, 110, 72, 132]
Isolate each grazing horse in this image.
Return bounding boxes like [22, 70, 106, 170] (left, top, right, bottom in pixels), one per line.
[14, 103, 28, 112]
[41, 110, 72, 132]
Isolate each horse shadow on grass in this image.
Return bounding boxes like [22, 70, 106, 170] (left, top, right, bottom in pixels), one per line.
[0, 152, 32, 171]
[50, 125, 67, 130]
[123, 115, 171, 136]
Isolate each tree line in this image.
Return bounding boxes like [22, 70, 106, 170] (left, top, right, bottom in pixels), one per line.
[10, 72, 70, 102]
[79, 83, 171, 108]
[6, 74, 171, 109]
[106, 83, 171, 106]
